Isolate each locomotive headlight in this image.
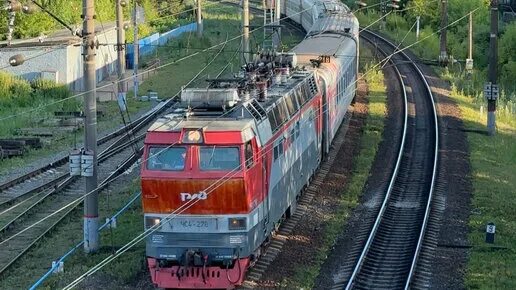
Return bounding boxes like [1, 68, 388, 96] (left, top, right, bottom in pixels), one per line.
[182, 129, 203, 143]
[228, 217, 246, 230]
[145, 217, 162, 229]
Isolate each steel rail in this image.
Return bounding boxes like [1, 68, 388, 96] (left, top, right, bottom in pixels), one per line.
[345, 32, 409, 290]
[365, 29, 439, 290]
[0, 149, 141, 276]
[0, 134, 144, 234]
[0, 96, 173, 200]
[345, 29, 439, 289]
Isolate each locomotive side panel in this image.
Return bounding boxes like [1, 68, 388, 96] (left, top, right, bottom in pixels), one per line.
[266, 97, 322, 231]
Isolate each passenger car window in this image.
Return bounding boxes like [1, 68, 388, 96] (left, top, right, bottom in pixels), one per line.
[147, 147, 186, 171]
[200, 146, 241, 171]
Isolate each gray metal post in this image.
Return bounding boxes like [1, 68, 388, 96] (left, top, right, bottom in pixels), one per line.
[242, 0, 250, 63]
[439, 0, 448, 65]
[7, 11, 15, 46]
[116, 0, 126, 94]
[416, 16, 420, 40]
[487, 0, 498, 136]
[274, 0, 281, 50]
[82, 0, 99, 253]
[469, 12, 473, 60]
[133, 2, 139, 99]
[196, 0, 203, 37]
[381, 1, 386, 30]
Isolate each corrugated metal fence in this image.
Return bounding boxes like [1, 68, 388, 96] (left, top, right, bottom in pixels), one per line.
[126, 22, 197, 69]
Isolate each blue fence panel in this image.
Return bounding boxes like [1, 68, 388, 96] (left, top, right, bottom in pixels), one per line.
[126, 22, 197, 69]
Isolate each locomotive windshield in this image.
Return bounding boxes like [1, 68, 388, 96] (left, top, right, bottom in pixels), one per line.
[199, 146, 240, 171]
[147, 147, 186, 171]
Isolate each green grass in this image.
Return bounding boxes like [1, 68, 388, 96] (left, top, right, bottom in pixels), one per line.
[282, 61, 387, 288]
[448, 88, 516, 289]
[137, 6, 243, 98]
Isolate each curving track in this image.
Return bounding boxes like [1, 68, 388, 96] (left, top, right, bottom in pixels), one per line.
[212, 2, 439, 288]
[340, 30, 439, 289]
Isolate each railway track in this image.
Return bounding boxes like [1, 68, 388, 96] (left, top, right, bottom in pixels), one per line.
[0, 117, 156, 275]
[0, 101, 169, 212]
[214, 2, 439, 286]
[0, 33, 235, 277]
[334, 30, 439, 289]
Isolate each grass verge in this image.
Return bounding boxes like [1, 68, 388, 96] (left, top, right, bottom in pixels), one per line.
[448, 89, 516, 289]
[0, 98, 151, 176]
[285, 61, 387, 288]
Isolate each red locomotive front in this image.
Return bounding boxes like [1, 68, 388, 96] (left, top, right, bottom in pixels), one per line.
[141, 116, 266, 289]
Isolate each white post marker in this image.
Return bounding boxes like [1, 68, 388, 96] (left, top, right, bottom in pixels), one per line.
[486, 222, 495, 244]
[52, 261, 64, 274]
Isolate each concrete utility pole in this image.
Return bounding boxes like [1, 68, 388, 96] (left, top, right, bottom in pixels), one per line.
[381, 1, 387, 30]
[274, 0, 281, 49]
[242, 0, 250, 63]
[469, 12, 473, 60]
[487, 0, 499, 136]
[416, 15, 420, 40]
[116, 0, 126, 98]
[133, 1, 139, 99]
[439, 0, 448, 65]
[196, 0, 203, 37]
[82, 0, 99, 253]
[466, 12, 474, 75]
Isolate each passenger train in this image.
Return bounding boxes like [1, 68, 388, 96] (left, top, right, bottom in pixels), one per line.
[140, 0, 359, 288]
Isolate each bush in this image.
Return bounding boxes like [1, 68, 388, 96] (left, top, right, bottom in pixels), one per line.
[412, 26, 440, 60]
[31, 79, 71, 100]
[0, 72, 32, 106]
[0, 71, 72, 108]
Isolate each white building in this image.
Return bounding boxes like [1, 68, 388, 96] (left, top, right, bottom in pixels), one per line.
[0, 23, 118, 92]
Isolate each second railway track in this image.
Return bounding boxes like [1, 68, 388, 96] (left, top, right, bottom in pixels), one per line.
[339, 30, 439, 289]
[213, 2, 438, 288]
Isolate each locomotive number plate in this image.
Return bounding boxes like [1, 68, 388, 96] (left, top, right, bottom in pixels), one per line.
[170, 218, 217, 232]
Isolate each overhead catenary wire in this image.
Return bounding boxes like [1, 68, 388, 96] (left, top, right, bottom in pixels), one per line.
[381, 18, 418, 68]
[3, 5, 480, 286]
[0, 3, 316, 123]
[1, 0, 479, 258]
[0, 3, 480, 248]
[59, 7, 483, 288]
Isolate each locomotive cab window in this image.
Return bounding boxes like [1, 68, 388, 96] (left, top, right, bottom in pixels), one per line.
[200, 146, 241, 171]
[245, 142, 254, 169]
[147, 147, 186, 171]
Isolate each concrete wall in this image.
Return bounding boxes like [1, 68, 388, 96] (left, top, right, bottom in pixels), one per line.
[0, 45, 69, 83]
[67, 28, 119, 91]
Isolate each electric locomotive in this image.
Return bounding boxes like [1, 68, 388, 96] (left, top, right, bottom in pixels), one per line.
[140, 0, 358, 288]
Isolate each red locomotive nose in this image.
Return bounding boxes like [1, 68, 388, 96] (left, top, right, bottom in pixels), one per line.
[141, 177, 249, 214]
